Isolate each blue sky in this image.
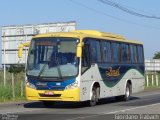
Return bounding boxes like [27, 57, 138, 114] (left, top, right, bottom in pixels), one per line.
[1, 0, 160, 61]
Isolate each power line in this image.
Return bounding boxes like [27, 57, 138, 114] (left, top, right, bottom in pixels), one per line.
[106, 1, 155, 16]
[98, 0, 160, 20]
[69, 0, 160, 30]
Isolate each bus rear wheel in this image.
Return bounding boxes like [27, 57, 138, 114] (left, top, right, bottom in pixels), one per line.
[123, 83, 131, 101]
[115, 83, 131, 101]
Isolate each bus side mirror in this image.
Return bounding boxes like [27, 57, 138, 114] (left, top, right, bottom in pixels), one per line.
[76, 43, 82, 58]
[18, 42, 30, 58]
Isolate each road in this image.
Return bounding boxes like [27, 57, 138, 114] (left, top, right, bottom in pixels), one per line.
[0, 89, 160, 120]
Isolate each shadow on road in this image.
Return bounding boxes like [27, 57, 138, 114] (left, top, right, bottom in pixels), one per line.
[120, 96, 160, 106]
[24, 101, 89, 109]
[23, 96, 140, 109]
[98, 96, 139, 105]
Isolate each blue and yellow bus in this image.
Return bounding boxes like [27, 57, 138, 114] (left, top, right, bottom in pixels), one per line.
[18, 30, 144, 106]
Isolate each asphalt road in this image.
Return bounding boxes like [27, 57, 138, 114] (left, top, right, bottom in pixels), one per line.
[0, 89, 160, 120]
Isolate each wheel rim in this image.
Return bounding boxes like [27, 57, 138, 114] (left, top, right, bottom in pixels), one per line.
[90, 89, 96, 106]
[126, 87, 130, 98]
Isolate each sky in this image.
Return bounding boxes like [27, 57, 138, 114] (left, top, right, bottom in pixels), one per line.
[1, 0, 160, 65]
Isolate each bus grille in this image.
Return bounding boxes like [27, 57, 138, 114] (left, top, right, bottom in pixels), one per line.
[39, 93, 61, 97]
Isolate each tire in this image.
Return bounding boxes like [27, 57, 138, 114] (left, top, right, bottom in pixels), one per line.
[42, 101, 55, 107]
[123, 83, 131, 101]
[89, 87, 99, 106]
[115, 83, 131, 101]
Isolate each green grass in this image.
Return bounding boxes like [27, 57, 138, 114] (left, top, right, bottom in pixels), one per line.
[0, 83, 26, 102]
[0, 71, 26, 102]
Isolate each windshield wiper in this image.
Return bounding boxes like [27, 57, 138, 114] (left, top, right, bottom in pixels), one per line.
[37, 62, 48, 79]
[56, 57, 63, 80]
[37, 54, 62, 79]
[37, 53, 53, 78]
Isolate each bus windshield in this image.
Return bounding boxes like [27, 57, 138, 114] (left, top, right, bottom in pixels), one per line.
[27, 37, 79, 79]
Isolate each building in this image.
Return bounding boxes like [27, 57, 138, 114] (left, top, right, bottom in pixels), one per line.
[145, 59, 160, 73]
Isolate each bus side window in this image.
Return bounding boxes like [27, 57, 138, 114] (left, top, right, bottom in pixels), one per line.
[130, 44, 138, 63]
[121, 43, 130, 63]
[137, 45, 144, 63]
[111, 42, 120, 63]
[82, 44, 91, 67]
[101, 41, 111, 63]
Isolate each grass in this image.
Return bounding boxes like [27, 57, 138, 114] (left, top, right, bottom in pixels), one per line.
[0, 70, 26, 102]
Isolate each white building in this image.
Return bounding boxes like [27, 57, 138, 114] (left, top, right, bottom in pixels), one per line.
[145, 59, 160, 73]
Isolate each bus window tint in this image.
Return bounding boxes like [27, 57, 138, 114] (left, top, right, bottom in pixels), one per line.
[121, 43, 130, 63]
[82, 44, 90, 66]
[130, 45, 138, 63]
[111, 42, 120, 63]
[90, 40, 101, 63]
[137, 45, 144, 63]
[101, 41, 111, 62]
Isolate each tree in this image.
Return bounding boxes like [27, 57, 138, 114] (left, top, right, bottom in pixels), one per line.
[8, 64, 25, 74]
[153, 51, 160, 59]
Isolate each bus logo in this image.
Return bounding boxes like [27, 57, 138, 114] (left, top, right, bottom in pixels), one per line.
[106, 67, 120, 77]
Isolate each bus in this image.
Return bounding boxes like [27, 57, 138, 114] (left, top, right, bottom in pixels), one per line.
[18, 30, 145, 106]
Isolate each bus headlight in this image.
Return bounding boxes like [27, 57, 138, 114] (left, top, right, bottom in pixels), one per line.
[26, 80, 36, 89]
[65, 81, 78, 90]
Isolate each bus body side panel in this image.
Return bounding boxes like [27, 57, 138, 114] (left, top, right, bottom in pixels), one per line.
[80, 63, 145, 101]
[80, 64, 113, 101]
[80, 64, 125, 101]
[114, 69, 145, 96]
[98, 63, 145, 97]
[127, 69, 145, 93]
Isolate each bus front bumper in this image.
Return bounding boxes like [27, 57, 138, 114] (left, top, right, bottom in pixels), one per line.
[26, 86, 80, 102]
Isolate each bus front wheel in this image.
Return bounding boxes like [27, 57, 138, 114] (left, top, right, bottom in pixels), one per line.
[89, 87, 99, 106]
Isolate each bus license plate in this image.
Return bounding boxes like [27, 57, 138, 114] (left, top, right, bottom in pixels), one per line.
[44, 91, 54, 95]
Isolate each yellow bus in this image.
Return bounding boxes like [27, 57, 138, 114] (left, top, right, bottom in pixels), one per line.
[18, 30, 144, 106]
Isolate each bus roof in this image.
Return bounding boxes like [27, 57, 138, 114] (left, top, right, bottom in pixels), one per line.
[33, 30, 143, 45]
